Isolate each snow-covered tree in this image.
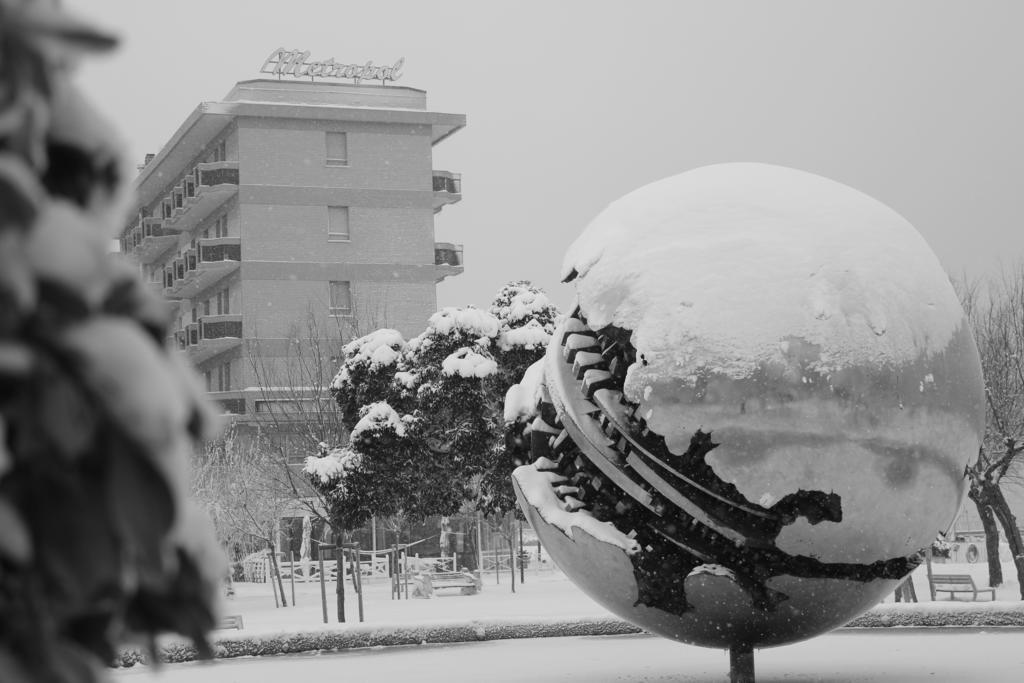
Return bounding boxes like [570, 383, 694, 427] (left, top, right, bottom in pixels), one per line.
[305, 281, 558, 529]
[958, 269, 1024, 597]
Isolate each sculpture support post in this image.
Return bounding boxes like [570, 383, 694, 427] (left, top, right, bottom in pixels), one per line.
[730, 644, 754, 683]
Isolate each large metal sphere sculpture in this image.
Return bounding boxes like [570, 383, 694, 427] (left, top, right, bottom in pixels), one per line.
[510, 163, 985, 651]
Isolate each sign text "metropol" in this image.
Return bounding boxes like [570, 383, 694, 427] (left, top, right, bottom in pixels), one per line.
[260, 48, 404, 83]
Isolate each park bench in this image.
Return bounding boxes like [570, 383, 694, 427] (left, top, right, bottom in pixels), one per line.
[930, 574, 995, 601]
[218, 614, 244, 630]
[412, 571, 481, 598]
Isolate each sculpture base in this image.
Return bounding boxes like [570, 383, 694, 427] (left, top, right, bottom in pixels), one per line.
[730, 644, 755, 683]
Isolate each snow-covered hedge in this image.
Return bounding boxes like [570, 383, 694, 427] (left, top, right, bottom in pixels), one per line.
[113, 617, 643, 666]
[114, 603, 1024, 667]
[846, 601, 1024, 628]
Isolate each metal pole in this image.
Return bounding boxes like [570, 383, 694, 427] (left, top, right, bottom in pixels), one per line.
[729, 644, 755, 683]
[269, 557, 280, 608]
[354, 544, 364, 622]
[392, 543, 399, 600]
[494, 535, 500, 585]
[289, 550, 296, 606]
[476, 512, 483, 572]
[509, 534, 516, 593]
[519, 520, 525, 584]
[336, 547, 345, 623]
[318, 551, 327, 624]
[925, 547, 936, 601]
[371, 516, 377, 570]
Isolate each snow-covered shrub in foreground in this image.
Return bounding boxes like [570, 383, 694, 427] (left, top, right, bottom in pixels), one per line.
[0, 5, 222, 681]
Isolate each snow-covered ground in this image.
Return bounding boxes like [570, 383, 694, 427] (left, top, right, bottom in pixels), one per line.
[114, 630, 1024, 682]
[215, 567, 612, 635]
[213, 559, 1019, 637]
[110, 560, 1023, 680]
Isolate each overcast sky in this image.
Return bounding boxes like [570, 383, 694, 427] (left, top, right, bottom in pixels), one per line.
[67, 0, 1024, 312]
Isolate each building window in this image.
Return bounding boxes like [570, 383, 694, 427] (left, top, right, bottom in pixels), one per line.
[325, 132, 347, 166]
[216, 214, 228, 238]
[203, 299, 211, 316]
[218, 361, 232, 392]
[217, 288, 230, 315]
[328, 206, 349, 241]
[211, 139, 226, 163]
[204, 371, 212, 392]
[329, 280, 352, 317]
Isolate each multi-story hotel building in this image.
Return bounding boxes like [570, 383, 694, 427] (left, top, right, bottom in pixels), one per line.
[120, 77, 465, 418]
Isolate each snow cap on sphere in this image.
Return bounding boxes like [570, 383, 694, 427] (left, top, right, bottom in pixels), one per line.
[561, 162, 966, 392]
[504, 359, 546, 423]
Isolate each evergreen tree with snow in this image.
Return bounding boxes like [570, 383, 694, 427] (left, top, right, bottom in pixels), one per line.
[305, 281, 558, 529]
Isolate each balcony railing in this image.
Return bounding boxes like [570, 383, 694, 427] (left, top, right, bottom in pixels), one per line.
[119, 214, 178, 264]
[433, 172, 462, 194]
[159, 161, 239, 234]
[199, 237, 241, 263]
[432, 170, 462, 214]
[174, 314, 243, 364]
[434, 241, 464, 283]
[195, 161, 240, 188]
[173, 314, 243, 363]
[200, 314, 242, 341]
[162, 237, 241, 298]
[435, 242, 463, 267]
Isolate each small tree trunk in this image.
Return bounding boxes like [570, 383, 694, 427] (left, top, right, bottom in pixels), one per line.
[988, 485, 1024, 600]
[970, 482, 1004, 587]
[267, 540, 288, 607]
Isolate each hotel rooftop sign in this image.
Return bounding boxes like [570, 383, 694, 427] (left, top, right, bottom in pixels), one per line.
[260, 48, 404, 83]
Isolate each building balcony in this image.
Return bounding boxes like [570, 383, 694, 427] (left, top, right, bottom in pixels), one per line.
[120, 214, 178, 264]
[207, 390, 248, 416]
[432, 170, 462, 213]
[133, 217, 178, 263]
[176, 313, 243, 364]
[163, 237, 241, 299]
[162, 161, 239, 234]
[434, 241, 464, 282]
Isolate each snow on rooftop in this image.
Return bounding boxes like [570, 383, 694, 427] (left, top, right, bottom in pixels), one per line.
[441, 348, 498, 379]
[427, 307, 500, 339]
[561, 163, 966, 394]
[350, 401, 406, 440]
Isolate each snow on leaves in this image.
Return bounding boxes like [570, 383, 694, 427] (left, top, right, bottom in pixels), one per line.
[317, 281, 559, 525]
[304, 447, 362, 486]
[350, 401, 408, 442]
[426, 306, 499, 339]
[442, 347, 498, 379]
